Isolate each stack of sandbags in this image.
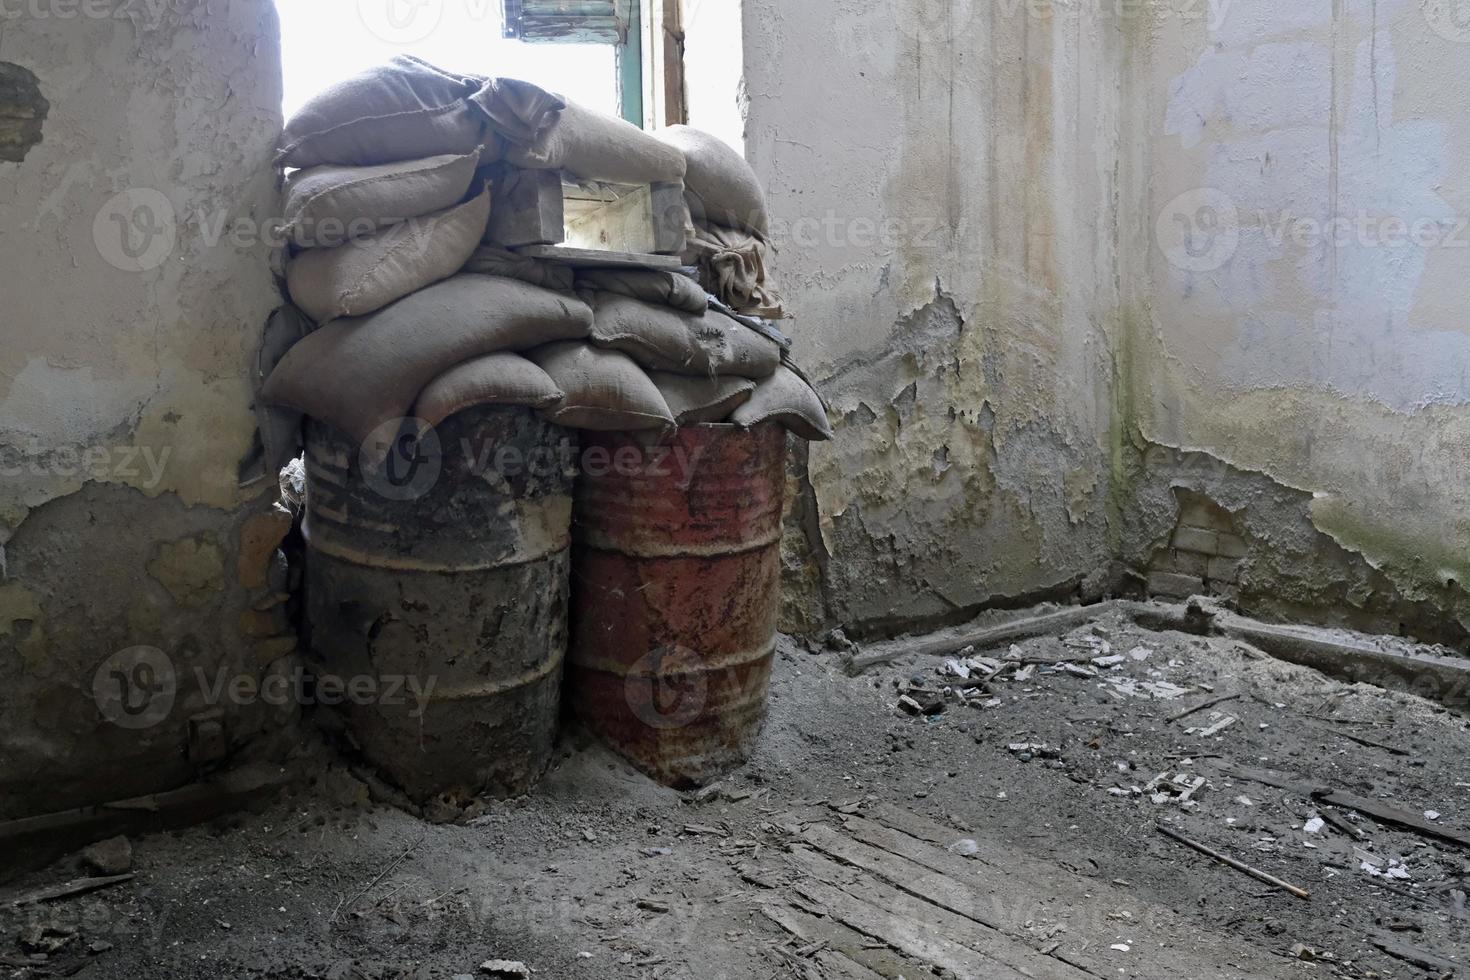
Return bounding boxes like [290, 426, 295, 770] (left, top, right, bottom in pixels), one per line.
[275, 56, 510, 322]
[261, 57, 828, 459]
[654, 125, 785, 320]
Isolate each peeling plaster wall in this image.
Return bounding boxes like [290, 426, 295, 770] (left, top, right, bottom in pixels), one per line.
[739, 0, 1126, 634]
[0, 2, 298, 817]
[1127, 1, 1470, 640]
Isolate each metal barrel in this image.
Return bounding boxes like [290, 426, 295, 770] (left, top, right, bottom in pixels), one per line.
[567, 423, 786, 788]
[302, 407, 576, 802]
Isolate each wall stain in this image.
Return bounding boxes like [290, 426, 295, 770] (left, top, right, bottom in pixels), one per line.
[0, 62, 48, 163]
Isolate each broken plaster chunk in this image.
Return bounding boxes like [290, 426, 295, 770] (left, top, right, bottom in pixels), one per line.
[1187, 715, 1238, 737]
[81, 835, 133, 875]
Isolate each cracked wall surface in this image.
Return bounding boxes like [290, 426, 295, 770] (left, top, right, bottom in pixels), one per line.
[739, 0, 1125, 636]
[0, 1, 296, 817]
[1126, 1, 1470, 642]
[737, 0, 1470, 645]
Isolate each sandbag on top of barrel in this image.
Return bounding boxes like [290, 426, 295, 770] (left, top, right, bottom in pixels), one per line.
[588, 292, 781, 379]
[683, 221, 786, 319]
[648, 371, 755, 426]
[731, 365, 833, 441]
[575, 268, 707, 315]
[286, 189, 491, 323]
[262, 274, 593, 454]
[499, 96, 686, 185]
[278, 55, 500, 169]
[527, 341, 675, 432]
[281, 150, 481, 242]
[411, 351, 565, 436]
[654, 125, 769, 237]
[469, 76, 566, 144]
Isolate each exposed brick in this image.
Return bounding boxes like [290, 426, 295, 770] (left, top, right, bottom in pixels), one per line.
[238, 505, 293, 590]
[1173, 549, 1209, 577]
[1215, 533, 1248, 559]
[253, 635, 298, 670]
[1152, 549, 1208, 577]
[1147, 571, 1206, 599]
[1171, 526, 1219, 555]
[1207, 556, 1241, 584]
[1178, 498, 1234, 532]
[239, 605, 290, 638]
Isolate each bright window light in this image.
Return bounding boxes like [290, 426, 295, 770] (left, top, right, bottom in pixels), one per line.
[274, 0, 619, 121]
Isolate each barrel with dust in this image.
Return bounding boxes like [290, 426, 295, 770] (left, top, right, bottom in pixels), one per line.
[302, 407, 576, 802]
[567, 423, 786, 788]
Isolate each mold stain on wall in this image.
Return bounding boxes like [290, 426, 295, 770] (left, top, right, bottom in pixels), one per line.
[0, 61, 48, 162]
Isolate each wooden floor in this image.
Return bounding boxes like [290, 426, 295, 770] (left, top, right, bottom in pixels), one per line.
[760, 802, 1296, 980]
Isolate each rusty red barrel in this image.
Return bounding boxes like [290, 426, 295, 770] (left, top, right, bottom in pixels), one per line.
[567, 423, 786, 788]
[302, 406, 576, 803]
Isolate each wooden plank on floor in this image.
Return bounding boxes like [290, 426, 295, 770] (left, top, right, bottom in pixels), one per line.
[858, 801, 958, 846]
[852, 805, 1300, 980]
[802, 824, 1007, 930]
[761, 903, 929, 980]
[787, 845, 1095, 980]
[844, 813, 992, 879]
[792, 876, 1033, 980]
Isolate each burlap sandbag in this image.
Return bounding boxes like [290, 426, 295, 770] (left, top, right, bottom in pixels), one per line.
[281, 150, 480, 242]
[588, 292, 780, 379]
[262, 275, 593, 448]
[654, 125, 768, 236]
[526, 342, 674, 431]
[503, 99, 686, 184]
[254, 304, 313, 475]
[683, 221, 786, 319]
[731, 365, 832, 441]
[648, 372, 755, 425]
[469, 77, 566, 144]
[463, 245, 575, 292]
[575, 268, 707, 315]
[412, 352, 565, 435]
[286, 190, 491, 323]
[278, 56, 491, 169]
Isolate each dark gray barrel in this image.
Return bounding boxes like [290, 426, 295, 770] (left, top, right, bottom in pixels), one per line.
[302, 407, 575, 802]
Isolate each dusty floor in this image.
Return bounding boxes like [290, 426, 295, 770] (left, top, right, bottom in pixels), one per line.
[4, 607, 1469, 979]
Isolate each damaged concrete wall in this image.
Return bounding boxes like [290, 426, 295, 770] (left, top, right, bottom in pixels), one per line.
[1125, 1, 1470, 642]
[740, 0, 1126, 636]
[0, 2, 298, 817]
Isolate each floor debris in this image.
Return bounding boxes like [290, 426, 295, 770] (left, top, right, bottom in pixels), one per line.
[1155, 824, 1311, 900]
